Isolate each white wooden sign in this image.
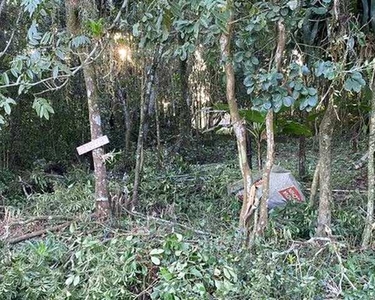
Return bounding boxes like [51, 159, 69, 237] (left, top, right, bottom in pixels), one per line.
[77, 135, 109, 155]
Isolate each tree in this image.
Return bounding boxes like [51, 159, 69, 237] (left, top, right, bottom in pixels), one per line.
[257, 19, 286, 236]
[362, 69, 375, 248]
[65, 0, 110, 218]
[220, 1, 253, 233]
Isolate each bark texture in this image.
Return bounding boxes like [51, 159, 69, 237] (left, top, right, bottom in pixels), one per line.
[257, 19, 285, 235]
[66, 0, 109, 218]
[220, 5, 252, 230]
[309, 161, 320, 206]
[316, 98, 335, 236]
[362, 79, 375, 248]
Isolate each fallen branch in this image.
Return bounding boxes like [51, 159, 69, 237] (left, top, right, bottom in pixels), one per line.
[7, 221, 71, 244]
[8, 215, 74, 228]
[306, 188, 367, 194]
[125, 209, 213, 236]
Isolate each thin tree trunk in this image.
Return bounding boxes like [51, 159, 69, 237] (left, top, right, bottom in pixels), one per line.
[132, 71, 145, 210]
[178, 41, 191, 144]
[66, 0, 109, 218]
[256, 19, 285, 235]
[220, 4, 252, 230]
[131, 46, 162, 209]
[309, 161, 320, 206]
[82, 64, 110, 217]
[316, 98, 335, 236]
[257, 110, 274, 235]
[155, 95, 163, 167]
[362, 78, 375, 248]
[117, 87, 131, 153]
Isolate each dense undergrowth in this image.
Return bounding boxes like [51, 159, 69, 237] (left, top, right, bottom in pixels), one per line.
[1, 137, 374, 299]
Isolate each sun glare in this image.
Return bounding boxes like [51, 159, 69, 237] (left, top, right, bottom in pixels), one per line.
[118, 46, 132, 63]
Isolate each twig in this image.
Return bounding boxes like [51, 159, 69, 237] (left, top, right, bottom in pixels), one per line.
[305, 188, 367, 194]
[7, 221, 71, 244]
[132, 279, 159, 300]
[108, 0, 129, 30]
[0, 13, 21, 58]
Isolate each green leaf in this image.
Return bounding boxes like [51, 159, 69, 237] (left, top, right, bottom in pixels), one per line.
[280, 121, 312, 137]
[308, 87, 317, 96]
[2, 73, 9, 85]
[133, 23, 140, 37]
[151, 256, 160, 265]
[52, 66, 59, 79]
[287, 0, 299, 10]
[243, 76, 253, 87]
[190, 268, 203, 278]
[251, 57, 259, 65]
[175, 233, 183, 242]
[312, 7, 327, 15]
[71, 35, 91, 48]
[22, 0, 41, 17]
[239, 109, 266, 123]
[307, 95, 318, 107]
[32, 98, 54, 120]
[0, 97, 16, 115]
[65, 275, 74, 286]
[344, 72, 366, 93]
[150, 249, 164, 255]
[283, 96, 294, 107]
[73, 275, 80, 286]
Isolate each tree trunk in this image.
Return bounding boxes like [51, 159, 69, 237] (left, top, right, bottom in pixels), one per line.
[155, 94, 163, 168]
[65, 0, 109, 218]
[257, 110, 274, 235]
[220, 5, 252, 230]
[309, 161, 320, 206]
[316, 98, 335, 236]
[82, 65, 110, 217]
[256, 19, 285, 235]
[131, 47, 162, 209]
[117, 87, 131, 153]
[177, 39, 192, 145]
[362, 78, 375, 248]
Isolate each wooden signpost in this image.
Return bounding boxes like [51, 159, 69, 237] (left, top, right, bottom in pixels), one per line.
[77, 135, 110, 155]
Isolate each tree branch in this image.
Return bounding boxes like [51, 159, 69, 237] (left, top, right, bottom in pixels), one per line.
[108, 0, 129, 30]
[7, 222, 71, 244]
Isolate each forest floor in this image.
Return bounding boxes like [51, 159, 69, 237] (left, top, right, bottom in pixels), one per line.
[0, 135, 374, 299]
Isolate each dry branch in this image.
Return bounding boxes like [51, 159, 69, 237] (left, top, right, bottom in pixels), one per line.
[7, 221, 71, 244]
[125, 209, 212, 236]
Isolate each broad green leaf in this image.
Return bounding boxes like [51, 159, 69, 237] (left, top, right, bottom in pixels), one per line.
[2, 73, 9, 85]
[287, 0, 299, 10]
[283, 96, 294, 107]
[73, 275, 80, 286]
[239, 109, 266, 123]
[151, 256, 160, 265]
[150, 249, 164, 255]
